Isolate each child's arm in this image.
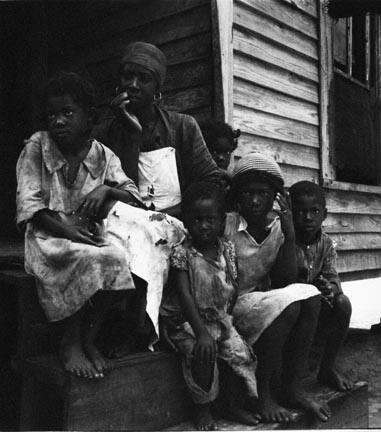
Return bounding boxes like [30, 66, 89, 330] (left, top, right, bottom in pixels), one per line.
[270, 191, 298, 288]
[317, 240, 342, 296]
[174, 269, 217, 365]
[33, 210, 99, 246]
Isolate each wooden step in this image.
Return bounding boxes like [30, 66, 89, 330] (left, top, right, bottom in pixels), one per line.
[20, 352, 192, 431]
[166, 381, 369, 430]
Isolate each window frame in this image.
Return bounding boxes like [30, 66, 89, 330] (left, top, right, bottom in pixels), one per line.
[319, 0, 381, 193]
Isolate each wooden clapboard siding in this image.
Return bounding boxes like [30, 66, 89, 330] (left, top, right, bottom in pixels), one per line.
[43, 0, 213, 119]
[231, 0, 381, 278]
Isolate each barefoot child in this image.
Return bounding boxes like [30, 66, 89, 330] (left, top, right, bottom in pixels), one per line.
[16, 71, 144, 379]
[289, 181, 353, 391]
[225, 153, 331, 423]
[161, 182, 258, 431]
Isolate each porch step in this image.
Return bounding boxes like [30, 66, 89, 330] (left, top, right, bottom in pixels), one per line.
[166, 381, 369, 430]
[20, 352, 191, 431]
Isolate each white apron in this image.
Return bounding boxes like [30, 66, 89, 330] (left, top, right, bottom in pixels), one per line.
[138, 147, 181, 211]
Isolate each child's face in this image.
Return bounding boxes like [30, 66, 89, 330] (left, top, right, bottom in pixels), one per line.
[119, 63, 157, 110]
[186, 198, 225, 247]
[237, 180, 276, 222]
[47, 95, 90, 147]
[210, 137, 234, 170]
[292, 195, 327, 242]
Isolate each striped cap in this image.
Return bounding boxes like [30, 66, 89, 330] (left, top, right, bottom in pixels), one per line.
[232, 152, 284, 187]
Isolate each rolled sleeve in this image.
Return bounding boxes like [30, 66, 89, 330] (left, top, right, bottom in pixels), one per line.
[16, 140, 47, 227]
[321, 242, 342, 294]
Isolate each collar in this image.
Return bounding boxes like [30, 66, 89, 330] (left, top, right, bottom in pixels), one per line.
[42, 132, 106, 178]
[237, 214, 279, 232]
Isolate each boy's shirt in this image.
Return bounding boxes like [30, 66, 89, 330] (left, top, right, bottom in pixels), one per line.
[295, 230, 342, 294]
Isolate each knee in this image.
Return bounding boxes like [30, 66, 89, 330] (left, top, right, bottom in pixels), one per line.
[282, 301, 301, 325]
[334, 294, 352, 321]
[300, 295, 321, 317]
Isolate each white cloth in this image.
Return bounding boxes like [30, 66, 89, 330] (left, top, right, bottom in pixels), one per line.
[105, 202, 186, 338]
[138, 147, 181, 211]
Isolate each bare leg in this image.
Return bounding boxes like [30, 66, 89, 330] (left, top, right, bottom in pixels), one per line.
[284, 296, 331, 422]
[253, 303, 300, 423]
[191, 360, 217, 431]
[59, 310, 101, 379]
[317, 294, 353, 391]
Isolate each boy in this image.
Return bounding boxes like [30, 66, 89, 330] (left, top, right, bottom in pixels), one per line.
[289, 181, 353, 392]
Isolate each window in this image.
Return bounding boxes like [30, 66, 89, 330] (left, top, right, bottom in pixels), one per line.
[331, 14, 380, 186]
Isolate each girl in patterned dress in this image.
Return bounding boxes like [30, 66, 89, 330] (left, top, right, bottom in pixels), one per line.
[161, 182, 257, 431]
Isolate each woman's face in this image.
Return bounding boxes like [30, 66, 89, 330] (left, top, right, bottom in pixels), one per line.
[237, 179, 276, 222]
[119, 63, 157, 110]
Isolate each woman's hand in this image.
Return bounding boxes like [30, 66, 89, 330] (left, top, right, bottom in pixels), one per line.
[275, 191, 295, 241]
[79, 185, 111, 220]
[194, 331, 217, 366]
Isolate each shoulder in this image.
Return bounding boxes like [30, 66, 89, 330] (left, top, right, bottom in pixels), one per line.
[170, 240, 190, 271]
[224, 212, 242, 238]
[162, 108, 200, 133]
[320, 231, 337, 253]
[19, 131, 49, 160]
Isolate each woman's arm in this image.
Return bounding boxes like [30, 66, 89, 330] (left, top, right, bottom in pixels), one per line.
[270, 192, 297, 288]
[174, 269, 216, 364]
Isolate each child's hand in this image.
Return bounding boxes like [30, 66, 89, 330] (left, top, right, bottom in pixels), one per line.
[194, 332, 216, 366]
[79, 185, 111, 220]
[62, 225, 99, 246]
[275, 191, 295, 241]
[315, 276, 335, 301]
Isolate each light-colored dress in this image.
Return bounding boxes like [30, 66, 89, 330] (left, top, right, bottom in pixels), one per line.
[225, 212, 320, 345]
[161, 238, 257, 404]
[16, 132, 185, 336]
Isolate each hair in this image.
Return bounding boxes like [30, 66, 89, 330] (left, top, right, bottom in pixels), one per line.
[289, 181, 326, 208]
[43, 70, 97, 112]
[182, 182, 226, 219]
[200, 120, 240, 152]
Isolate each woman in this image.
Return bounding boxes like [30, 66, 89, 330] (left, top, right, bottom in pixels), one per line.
[93, 41, 220, 218]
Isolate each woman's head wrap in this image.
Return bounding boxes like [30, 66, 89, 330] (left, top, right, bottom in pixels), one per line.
[231, 152, 284, 193]
[120, 42, 167, 88]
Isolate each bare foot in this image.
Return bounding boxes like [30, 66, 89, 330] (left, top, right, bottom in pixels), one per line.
[257, 395, 295, 423]
[230, 406, 261, 425]
[60, 322, 101, 379]
[82, 320, 109, 376]
[288, 386, 331, 422]
[195, 404, 217, 431]
[318, 367, 353, 391]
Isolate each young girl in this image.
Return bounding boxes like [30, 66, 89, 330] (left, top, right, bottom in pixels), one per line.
[161, 182, 258, 431]
[225, 153, 331, 423]
[16, 71, 145, 379]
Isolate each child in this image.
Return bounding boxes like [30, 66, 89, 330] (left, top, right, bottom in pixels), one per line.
[225, 153, 331, 423]
[200, 121, 240, 194]
[289, 180, 353, 391]
[160, 182, 258, 431]
[16, 71, 145, 379]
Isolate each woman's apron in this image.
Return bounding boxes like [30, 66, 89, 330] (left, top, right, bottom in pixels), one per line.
[138, 147, 181, 211]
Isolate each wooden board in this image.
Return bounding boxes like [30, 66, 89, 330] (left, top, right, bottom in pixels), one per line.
[235, 134, 320, 169]
[233, 78, 319, 126]
[233, 28, 319, 82]
[235, 0, 318, 39]
[233, 105, 319, 147]
[280, 0, 318, 18]
[330, 232, 381, 251]
[234, 1, 318, 60]
[337, 250, 381, 273]
[163, 85, 212, 112]
[326, 190, 381, 215]
[324, 213, 381, 234]
[234, 54, 319, 103]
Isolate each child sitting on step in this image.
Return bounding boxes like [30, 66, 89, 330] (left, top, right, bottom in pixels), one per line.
[160, 182, 258, 431]
[289, 181, 353, 392]
[16, 71, 146, 379]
